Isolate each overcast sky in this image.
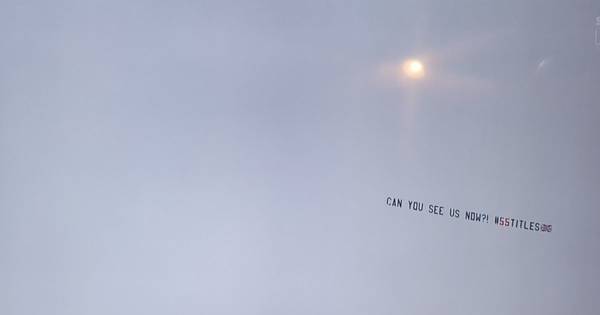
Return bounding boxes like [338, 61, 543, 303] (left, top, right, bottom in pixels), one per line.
[2, 1, 600, 314]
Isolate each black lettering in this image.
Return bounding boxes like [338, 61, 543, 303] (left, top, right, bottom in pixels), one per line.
[428, 204, 444, 215]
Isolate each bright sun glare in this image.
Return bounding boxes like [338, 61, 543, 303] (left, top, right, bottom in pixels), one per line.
[401, 59, 425, 80]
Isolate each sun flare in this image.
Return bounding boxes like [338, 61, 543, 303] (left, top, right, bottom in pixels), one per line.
[401, 59, 425, 80]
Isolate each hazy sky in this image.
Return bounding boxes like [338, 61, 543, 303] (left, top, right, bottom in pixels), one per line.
[2, 1, 600, 314]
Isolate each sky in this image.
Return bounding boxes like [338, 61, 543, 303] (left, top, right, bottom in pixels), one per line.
[1, 1, 600, 314]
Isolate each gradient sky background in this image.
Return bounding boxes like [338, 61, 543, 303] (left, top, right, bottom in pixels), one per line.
[2, 1, 600, 314]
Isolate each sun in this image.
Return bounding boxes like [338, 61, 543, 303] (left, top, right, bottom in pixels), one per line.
[401, 59, 425, 80]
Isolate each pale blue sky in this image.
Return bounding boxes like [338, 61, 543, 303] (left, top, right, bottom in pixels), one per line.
[1, 1, 600, 314]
